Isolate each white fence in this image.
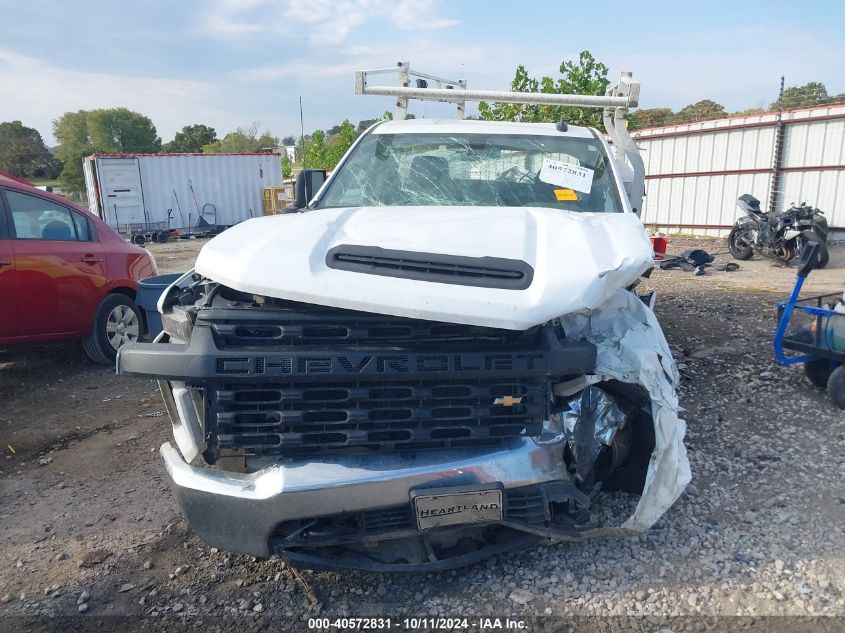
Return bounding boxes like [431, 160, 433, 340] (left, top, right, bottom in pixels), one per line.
[633, 104, 845, 237]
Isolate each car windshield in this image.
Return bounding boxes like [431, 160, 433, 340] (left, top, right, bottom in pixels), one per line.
[315, 132, 623, 213]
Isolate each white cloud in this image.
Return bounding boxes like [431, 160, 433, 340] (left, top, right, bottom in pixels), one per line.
[198, 0, 458, 44]
[241, 60, 359, 81]
[393, 0, 458, 30]
[0, 49, 228, 144]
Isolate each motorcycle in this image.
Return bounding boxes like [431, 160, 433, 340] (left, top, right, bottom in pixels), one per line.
[728, 194, 829, 267]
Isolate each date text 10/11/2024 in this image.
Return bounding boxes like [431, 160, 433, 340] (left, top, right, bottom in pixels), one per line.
[307, 617, 528, 630]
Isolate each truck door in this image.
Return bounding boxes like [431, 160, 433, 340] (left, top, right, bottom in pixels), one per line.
[0, 194, 15, 339]
[97, 158, 146, 230]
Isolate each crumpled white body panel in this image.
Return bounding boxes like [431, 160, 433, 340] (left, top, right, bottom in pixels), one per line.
[560, 289, 691, 532]
[195, 206, 654, 330]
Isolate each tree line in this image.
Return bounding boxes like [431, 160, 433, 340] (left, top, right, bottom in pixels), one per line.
[0, 109, 390, 196]
[478, 52, 845, 130]
[1, 52, 842, 194]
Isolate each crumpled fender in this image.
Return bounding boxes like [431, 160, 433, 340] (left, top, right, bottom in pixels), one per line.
[559, 287, 691, 532]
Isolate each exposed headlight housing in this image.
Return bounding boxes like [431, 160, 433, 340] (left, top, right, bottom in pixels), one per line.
[160, 307, 194, 343]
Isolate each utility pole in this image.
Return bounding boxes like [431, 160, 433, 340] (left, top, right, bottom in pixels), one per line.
[299, 96, 306, 168]
[768, 76, 786, 213]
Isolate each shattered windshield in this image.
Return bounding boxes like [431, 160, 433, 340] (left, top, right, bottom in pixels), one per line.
[315, 133, 623, 212]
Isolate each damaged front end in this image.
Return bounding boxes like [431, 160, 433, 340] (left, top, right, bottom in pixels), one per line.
[118, 272, 689, 572]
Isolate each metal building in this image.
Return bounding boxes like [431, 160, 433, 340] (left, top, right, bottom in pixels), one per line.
[83, 153, 283, 232]
[633, 103, 845, 237]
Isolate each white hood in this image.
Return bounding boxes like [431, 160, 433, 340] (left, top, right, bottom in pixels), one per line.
[195, 206, 654, 330]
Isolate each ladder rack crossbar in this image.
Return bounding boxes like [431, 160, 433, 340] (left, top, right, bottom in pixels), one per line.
[358, 85, 631, 108]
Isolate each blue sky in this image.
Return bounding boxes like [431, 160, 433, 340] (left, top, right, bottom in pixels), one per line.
[1, 0, 843, 145]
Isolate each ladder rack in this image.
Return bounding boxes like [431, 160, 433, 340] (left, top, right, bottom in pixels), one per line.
[354, 62, 646, 216]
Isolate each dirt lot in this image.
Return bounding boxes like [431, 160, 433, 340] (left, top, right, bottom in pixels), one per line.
[1, 236, 844, 631]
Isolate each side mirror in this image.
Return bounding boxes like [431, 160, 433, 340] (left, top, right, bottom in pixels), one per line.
[294, 169, 327, 208]
[797, 242, 819, 278]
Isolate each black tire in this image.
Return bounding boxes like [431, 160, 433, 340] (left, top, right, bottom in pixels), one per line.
[156, 231, 169, 243]
[804, 359, 833, 389]
[816, 242, 830, 269]
[131, 233, 146, 245]
[728, 226, 754, 260]
[829, 365, 845, 409]
[798, 237, 829, 269]
[82, 294, 143, 365]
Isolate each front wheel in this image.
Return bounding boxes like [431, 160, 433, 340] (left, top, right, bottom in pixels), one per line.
[828, 365, 845, 409]
[797, 236, 829, 269]
[816, 242, 830, 269]
[82, 293, 143, 364]
[728, 226, 754, 260]
[804, 359, 832, 389]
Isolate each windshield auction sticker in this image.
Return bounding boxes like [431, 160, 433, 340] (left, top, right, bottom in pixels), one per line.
[539, 158, 594, 193]
[553, 188, 579, 201]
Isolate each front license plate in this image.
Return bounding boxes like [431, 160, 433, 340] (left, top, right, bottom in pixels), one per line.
[412, 488, 503, 530]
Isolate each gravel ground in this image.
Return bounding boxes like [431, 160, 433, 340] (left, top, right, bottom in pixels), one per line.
[1, 237, 843, 632]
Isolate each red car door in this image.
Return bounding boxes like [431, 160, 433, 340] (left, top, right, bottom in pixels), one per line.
[0, 198, 16, 338]
[2, 188, 107, 338]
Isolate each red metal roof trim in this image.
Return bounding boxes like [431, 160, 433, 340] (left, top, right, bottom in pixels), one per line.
[85, 152, 282, 159]
[631, 103, 845, 137]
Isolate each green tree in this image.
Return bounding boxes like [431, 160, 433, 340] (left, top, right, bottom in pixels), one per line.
[304, 130, 327, 168]
[672, 99, 727, 124]
[294, 134, 310, 165]
[478, 51, 610, 128]
[281, 135, 297, 146]
[53, 111, 92, 193]
[773, 81, 845, 109]
[0, 121, 61, 179]
[325, 119, 358, 169]
[52, 108, 161, 193]
[87, 108, 161, 153]
[776, 82, 828, 109]
[203, 124, 278, 153]
[356, 118, 378, 132]
[731, 107, 765, 116]
[628, 107, 673, 130]
[281, 153, 293, 178]
[163, 124, 217, 152]
[478, 65, 538, 122]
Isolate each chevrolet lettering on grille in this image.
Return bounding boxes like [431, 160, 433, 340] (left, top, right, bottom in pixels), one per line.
[216, 352, 547, 376]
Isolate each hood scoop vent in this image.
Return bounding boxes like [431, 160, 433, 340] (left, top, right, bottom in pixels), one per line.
[326, 245, 533, 290]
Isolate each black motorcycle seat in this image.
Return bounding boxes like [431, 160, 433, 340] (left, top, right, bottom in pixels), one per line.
[737, 193, 762, 214]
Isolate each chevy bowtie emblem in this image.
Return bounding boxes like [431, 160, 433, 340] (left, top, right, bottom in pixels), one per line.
[494, 395, 523, 407]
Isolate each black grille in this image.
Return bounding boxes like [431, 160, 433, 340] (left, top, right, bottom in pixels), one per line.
[504, 486, 549, 526]
[210, 379, 546, 457]
[204, 300, 537, 349]
[325, 245, 534, 290]
[272, 486, 551, 542]
[176, 290, 597, 460]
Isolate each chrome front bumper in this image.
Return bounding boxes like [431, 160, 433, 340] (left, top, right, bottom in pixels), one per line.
[160, 435, 570, 558]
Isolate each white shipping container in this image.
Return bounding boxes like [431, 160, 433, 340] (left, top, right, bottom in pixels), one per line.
[83, 153, 283, 231]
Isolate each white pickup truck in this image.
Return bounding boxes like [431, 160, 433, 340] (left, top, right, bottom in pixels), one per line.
[118, 66, 690, 571]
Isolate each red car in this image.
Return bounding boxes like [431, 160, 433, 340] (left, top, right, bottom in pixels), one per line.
[0, 172, 156, 363]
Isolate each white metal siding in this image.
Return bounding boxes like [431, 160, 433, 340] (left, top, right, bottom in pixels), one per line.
[97, 158, 145, 225]
[635, 104, 845, 236]
[82, 158, 98, 216]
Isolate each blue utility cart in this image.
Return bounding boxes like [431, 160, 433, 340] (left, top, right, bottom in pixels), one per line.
[773, 243, 845, 408]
